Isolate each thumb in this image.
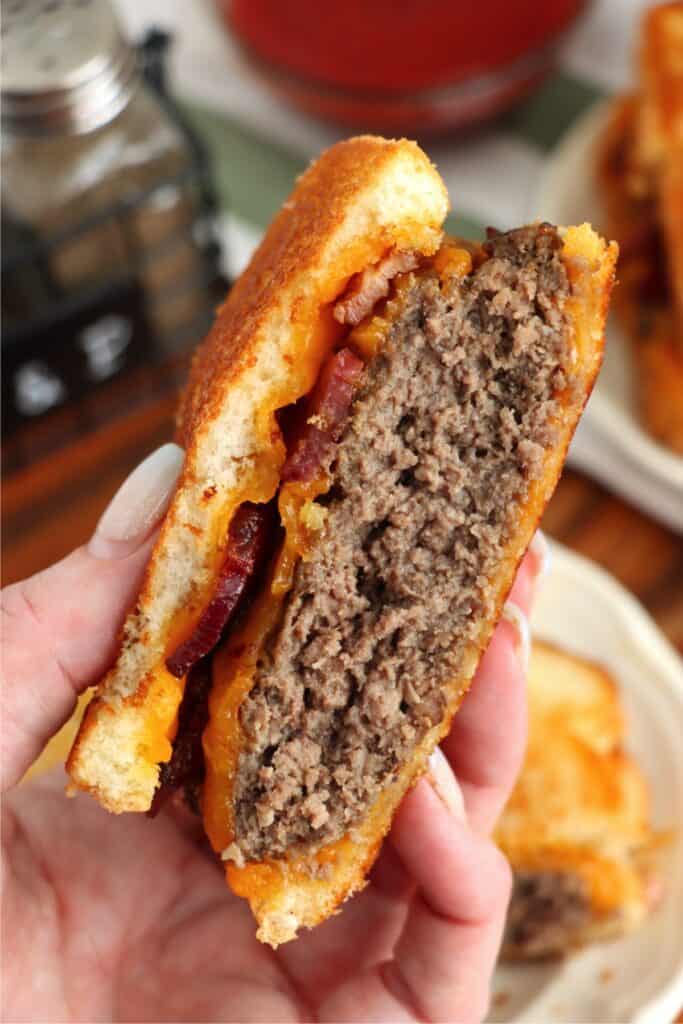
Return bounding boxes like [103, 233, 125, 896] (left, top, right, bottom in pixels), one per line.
[1, 444, 183, 792]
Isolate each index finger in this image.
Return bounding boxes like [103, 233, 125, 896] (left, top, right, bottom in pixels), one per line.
[1, 541, 154, 792]
[318, 779, 512, 1023]
[1, 444, 183, 792]
[441, 543, 543, 834]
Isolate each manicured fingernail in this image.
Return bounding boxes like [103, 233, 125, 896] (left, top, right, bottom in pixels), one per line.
[529, 529, 552, 588]
[88, 444, 184, 560]
[428, 746, 466, 822]
[502, 600, 531, 673]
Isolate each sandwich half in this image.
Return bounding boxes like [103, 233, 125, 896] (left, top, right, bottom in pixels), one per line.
[596, 1, 683, 452]
[497, 641, 657, 959]
[68, 135, 616, 946]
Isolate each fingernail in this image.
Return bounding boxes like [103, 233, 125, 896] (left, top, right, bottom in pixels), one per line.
[502, 600, 531, 673]
[529, 529, 552, 589]
[428, 746, 466, 822]
[88, 444, 184, 560]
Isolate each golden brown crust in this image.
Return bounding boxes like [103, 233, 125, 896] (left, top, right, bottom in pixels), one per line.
[594, 5, 683, 453]
[639, 3, 683, 160]
[67, 137, 448, 813]
[596, 99, 683, 453]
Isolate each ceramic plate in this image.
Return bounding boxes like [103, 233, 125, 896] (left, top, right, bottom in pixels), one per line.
[536, 102, 683, 534]
[489, 541, 683, 1023]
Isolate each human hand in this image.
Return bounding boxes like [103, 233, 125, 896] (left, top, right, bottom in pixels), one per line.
[1, 444, 546, 1023]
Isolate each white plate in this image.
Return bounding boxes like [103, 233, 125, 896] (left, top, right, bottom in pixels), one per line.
[489, 541, 683, 1024]
[535, 102, 683, 534]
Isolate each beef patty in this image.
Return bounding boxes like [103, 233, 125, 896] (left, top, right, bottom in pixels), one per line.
[232, 223, 573, 861]
[504, 870, 591, 958]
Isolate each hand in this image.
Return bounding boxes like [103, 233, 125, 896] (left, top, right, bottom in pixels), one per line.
[1, 444, 546, 1023]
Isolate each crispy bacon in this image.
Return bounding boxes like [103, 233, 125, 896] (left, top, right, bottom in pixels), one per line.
[148, 657, 212, 816]
[166, 352, 363, 678]
[280, 348, 364, 483]
[333, 250, 418, 326]
[166, 502, 274, 679]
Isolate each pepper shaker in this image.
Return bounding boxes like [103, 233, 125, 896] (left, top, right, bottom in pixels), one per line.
[2, 0, 224, 465]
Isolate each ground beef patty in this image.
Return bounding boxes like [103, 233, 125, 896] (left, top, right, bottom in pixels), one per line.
[233, 223, 573, 861]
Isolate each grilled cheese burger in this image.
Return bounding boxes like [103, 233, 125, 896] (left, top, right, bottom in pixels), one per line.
[497, 641, 657, 959]
[67, 136, 617, 946]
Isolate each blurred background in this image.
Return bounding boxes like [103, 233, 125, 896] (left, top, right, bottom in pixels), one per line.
[3, 0, 681, 653]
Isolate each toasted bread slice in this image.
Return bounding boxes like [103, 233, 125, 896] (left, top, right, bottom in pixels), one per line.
[636, 3, 683, 173]
[596, 97, 683, 453]
[67, 137, 448, 813]
[596, 4, 683, 452]
[638, 1, 683, 367]
[497, 641, 656, 959]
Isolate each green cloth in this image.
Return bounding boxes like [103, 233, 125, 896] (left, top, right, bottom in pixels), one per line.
[184, 69, 605, 242]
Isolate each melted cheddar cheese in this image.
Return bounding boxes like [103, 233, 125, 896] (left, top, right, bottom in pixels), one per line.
[347, 241, 473, 361]
[202, 474, 329, 854]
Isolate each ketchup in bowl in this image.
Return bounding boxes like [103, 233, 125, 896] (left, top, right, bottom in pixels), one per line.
[218, 0, 588, 133]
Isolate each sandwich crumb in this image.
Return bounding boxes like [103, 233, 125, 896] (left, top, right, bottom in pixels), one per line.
[221, 842, 245, 868]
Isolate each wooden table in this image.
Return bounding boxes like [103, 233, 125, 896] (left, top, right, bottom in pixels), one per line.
[3, 397, 683, 656]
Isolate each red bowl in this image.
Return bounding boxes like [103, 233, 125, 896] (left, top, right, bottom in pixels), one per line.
[218, 0, 589, 133]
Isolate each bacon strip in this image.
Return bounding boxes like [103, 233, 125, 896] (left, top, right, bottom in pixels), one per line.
[280, 348, 364, 484]
[148, 657, 212, 816]
[156, 349, 364, 806]
[165, 350, 363, 677]
[166, 502, 274, 678]
[333, 250, 418, 326]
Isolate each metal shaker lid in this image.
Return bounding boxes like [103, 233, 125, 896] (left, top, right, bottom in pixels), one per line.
[2, 0, 138, 136]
